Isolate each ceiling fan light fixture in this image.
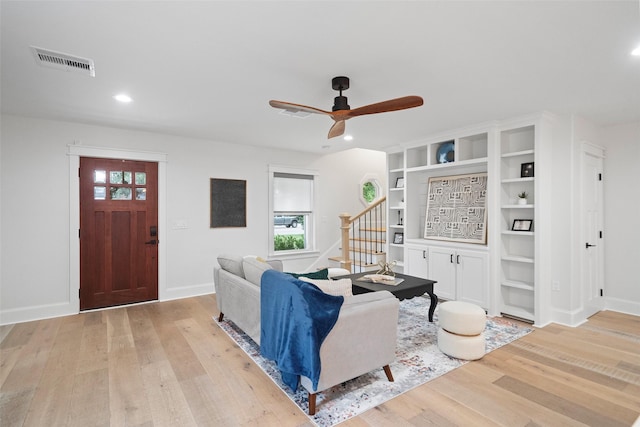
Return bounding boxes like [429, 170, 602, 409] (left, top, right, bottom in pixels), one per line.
[343, 134, 353, 141]
[279, 109, 311, 118]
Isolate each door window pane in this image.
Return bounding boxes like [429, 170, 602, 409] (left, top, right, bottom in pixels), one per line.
[123, 171, 132, 184]
[110, 171, 123, 184]
[110, 187, 132, 200]
[94, 170, 106, 184]
[135, 188, 147, 200]
[94, 186, 106, 200]
[135, 172, 146, 185]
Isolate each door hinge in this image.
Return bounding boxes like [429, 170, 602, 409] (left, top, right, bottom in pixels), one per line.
[79, 229, 81, 239]
[78, 168, 81, 178]
[79, 288, 81, 299]
[600, 289, 603, 297]
[598, 173, 602, 181]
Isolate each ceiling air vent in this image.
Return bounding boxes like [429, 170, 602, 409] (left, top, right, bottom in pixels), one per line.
[30, 46, 95, 77]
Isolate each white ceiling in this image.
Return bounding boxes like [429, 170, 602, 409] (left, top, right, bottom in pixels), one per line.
[2, 1, 639, 154]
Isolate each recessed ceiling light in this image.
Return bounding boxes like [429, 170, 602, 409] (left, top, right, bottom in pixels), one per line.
[113, 94, 132, 103]
[343, 134, 353, 141]
[632, 45, 640, 56]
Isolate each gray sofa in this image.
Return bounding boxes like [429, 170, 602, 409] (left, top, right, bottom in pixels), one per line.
[214, 254, 400, 415]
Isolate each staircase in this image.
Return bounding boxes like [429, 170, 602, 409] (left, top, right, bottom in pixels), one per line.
[329, 197, 387, 273]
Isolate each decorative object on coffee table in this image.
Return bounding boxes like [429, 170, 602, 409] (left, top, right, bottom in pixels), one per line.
[376, 261, 396, 277]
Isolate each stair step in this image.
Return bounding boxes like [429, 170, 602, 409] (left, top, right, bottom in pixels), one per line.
[349, 237, 386, 244]
[354, 227, 386, 232]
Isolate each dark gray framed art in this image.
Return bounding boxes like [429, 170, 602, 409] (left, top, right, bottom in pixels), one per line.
[210, 178, 246, 228]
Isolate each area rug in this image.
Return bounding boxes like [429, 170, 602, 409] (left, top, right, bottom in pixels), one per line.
[215, 296, 532, 426]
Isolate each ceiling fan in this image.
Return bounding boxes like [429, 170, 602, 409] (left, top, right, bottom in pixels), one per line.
[269, 76, 424, 139]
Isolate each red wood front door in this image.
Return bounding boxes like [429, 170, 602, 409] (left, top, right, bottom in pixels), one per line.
[80, 157, 158, 310]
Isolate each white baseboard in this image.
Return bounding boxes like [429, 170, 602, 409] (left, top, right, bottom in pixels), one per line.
[0, 301, 77, 326]
[1, 282, 216, 326]
[161, 282, 215, 302]
[605, 297, 640, 317]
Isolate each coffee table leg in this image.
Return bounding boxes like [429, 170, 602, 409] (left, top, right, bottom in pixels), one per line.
[427, 291, 438, 322]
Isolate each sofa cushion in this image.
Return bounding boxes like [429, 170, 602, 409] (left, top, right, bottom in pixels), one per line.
[286, 268, 330, 280]
[299, 277, 353, 297]
[218, 254, 245, 278]
[243, 256, 273, 286]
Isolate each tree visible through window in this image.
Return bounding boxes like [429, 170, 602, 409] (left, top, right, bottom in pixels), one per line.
[362, 181, 377, 203]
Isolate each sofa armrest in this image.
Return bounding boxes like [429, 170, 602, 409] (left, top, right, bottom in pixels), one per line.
[215, 268, 262, 343]
[302, 291, 399, 393]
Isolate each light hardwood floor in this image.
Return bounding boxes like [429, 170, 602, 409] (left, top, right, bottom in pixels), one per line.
[1, 295, 639, 426]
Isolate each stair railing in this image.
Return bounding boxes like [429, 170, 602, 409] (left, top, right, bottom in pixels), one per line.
[339, 196, 386, 273]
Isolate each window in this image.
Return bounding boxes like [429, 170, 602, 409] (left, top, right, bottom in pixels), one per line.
[269, 166, 317, 255]
[358, 174, 382, 207]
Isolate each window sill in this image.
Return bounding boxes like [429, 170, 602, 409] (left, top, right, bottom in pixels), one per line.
[268, 250, 320, 260]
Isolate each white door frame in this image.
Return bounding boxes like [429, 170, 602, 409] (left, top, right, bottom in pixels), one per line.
[68, 145, 167, 313]
[579, 142, 605, 319]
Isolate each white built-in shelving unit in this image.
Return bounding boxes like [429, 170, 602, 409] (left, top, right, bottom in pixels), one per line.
[499, 125, 537, 321]
[386, 128, 491, 309]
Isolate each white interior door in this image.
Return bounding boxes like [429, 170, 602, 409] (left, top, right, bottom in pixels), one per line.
[582, 144, 605, 318]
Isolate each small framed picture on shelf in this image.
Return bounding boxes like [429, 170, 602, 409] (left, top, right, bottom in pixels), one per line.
[393, 232, 404, 244]
[521, 162, 534, 178]
[512, 219, 533, 232]
[395, 177, 405, 188]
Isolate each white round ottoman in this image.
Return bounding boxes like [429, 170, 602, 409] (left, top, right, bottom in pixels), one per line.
[437, 301, 486, 360]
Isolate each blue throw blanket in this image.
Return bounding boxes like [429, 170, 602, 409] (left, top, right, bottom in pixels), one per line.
[260, 269, 344, 391]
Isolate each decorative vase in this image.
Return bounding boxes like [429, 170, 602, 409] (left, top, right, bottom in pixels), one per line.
[518, 198, 527, 205]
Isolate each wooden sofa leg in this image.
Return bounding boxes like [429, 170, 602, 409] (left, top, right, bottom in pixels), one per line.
[383, 364, 394, 382]
[218, 312, 224, 322]
[308, 392, 316, 415]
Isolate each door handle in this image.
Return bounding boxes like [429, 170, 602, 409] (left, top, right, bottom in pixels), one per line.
[145, 239, 157, 245]
[585, 243, 596, 249]
[456, 255, 461, 264]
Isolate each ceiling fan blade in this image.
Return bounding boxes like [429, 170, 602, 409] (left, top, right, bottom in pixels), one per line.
[344, 96, 424, 118]
[269, 100, 332, 116]
[328, 120, 345, 139]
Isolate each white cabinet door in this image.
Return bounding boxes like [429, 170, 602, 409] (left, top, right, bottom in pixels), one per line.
[456, 249, 488, 308]
[428, 247, 456, 300]
[405, 246, 428, 279]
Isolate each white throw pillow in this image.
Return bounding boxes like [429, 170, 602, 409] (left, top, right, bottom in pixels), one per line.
[217, 254, 245, 278]
[299, 277, 353, 297]
[243, 256, 273, 286]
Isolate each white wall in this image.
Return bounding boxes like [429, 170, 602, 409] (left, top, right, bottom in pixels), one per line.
[601, 121, 640, 315]
[0, 114, 385, 324]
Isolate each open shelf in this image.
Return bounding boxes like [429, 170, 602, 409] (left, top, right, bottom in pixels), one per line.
[502, 255, 534, 263]
[499, 123, 536, 323]
[501, 280, 534, 291]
